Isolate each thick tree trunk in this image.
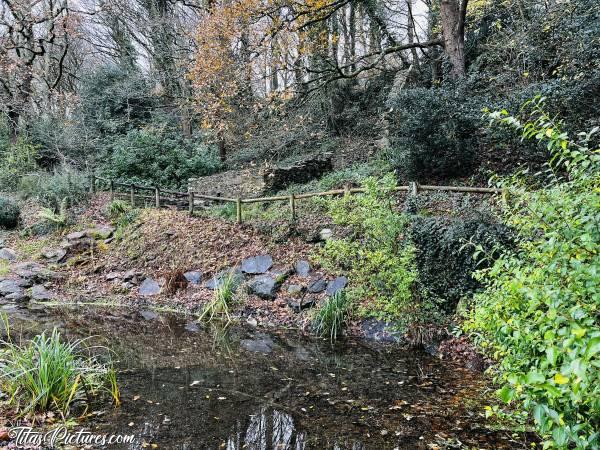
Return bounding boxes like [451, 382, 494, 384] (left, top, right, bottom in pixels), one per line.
[440, 0, 467, 79]
[7, 108, 20, 144]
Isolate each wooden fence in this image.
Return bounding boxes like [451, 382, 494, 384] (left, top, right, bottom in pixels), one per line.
[90, 174, 501, 224]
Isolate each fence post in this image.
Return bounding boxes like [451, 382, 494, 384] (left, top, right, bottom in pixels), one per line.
[236, 197, 242, 224]
[409, 181, 419, 197]
[154, 188, 160, 208]
[344, 183, 350, 196]
[289, 194, 296, 222]
[188, 192, 194, 216]
[109, 180, 115, 202]
[130, 184, 135, 206]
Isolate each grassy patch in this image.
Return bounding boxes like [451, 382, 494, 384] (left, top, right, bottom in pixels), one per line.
[199, 272, 239, 324]
[312, 291, 352, 342]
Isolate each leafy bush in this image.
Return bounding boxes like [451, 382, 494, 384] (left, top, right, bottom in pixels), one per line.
[102, 128, 222, 189]
[312, 291, 352, 342]
[19, 166, 89, 211]
[316, 174, 419, 324]
[0, 138, 39, 191]
[387, 85, 480, 180]
[0, 324, 119, 417]
[411, 215, 512, 310]
[0, 197, 20, 229]
[464, 98, 600, 448]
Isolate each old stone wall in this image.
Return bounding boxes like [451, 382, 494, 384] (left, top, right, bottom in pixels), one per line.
[263, 153, 333, 192]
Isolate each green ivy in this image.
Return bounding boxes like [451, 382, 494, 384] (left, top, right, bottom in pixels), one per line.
[465, 97, 600, 449]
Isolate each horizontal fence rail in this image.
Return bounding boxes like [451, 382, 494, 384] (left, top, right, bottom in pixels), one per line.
[90, 174, 502, 224]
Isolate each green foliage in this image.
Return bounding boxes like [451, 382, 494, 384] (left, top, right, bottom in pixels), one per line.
[464, 98, 600, 449]
[37, 200, 69, 230]
[411, 215, 512, 310]
[106, 200, 131, 220]
[387, 85, 480, 180]
[0, 197, 20, 229]
[19, 166, 89, 211]
[102, 127, 222, 189]
[312, 291, 352, 342]
[0, 323, 120, 417]
[0, 138, 40, 191]
[316, 174, 418, 323]
[199, 272, 239, 324]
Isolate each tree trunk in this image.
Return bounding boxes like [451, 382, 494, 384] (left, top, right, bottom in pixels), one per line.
[218, 135, 227, 162]
[440, 0, 467, 79]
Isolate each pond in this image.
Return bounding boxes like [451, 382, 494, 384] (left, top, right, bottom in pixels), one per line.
[1, 304, 533, 449]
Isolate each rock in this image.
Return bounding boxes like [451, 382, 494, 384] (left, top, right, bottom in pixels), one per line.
[287, 284, 305, 297]
[307, 278, 327, 294]
[0, 280, 24, 296]
[0, 238, 4, 248]
[287, 296, 316, 313]
[105, 272, 122, 281]
[360, 318, 402, 343]
[249, 275, 281, 299]
[139, 310, 158, 321]
[241, 255, 273, 274]
[87, 226, 115, 240]
[246, 317, 258, 327]
[139, 278, 161, 296]
[66, 231, 86, 241]
[12, 262, 58, 283]
[185, 322, 200, 333]
[295, 260, 311, 277]
[184, 271, 202, 285]
[240, 337, 274, 354]
[121, 281, 135, 289]
[0, 248, 16, 261]
[319, 228, 333, 241]
[30, 285, 53, 301]
[5, 291, 29, 302]
[326, 276, 348, 296]
[42, 248, 67, 262]
[204, 268, 242, 290]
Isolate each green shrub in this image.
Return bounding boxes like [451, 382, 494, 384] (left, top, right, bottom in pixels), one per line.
[315, 174, 419, 324]
[464, 98, 600, 448]
[0, 197, 20, 229]
[0, 138, 39, 191]
[411, 215, 512, 310]
[312, 291, 352, 342]
[102, 128, 222, 189]
[0, 324, 120, 417]
[387, 85, 480, 180]
[19, 166, 89, 211]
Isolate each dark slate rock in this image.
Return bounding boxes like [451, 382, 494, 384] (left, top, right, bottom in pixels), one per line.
[326, 276, 348, 296]
[139, 310, 159, 321]
[241, 255, 273, 274]
[42, 248, 67, 262]
[0, 248, 16, 261]
[295, 260, 311, 277]
[87, 226, 115, 240]
[0, 280, 23, 295]
[66, 231, 86, 241]
[12, 262, 58, 283]
[185, 322, 200, 333]
[204, 268, 242, 290]
[139, 278, 161, 296]
[105, 272, 122, 281]
[184, 271, 202, 285]
[31, 285, 53, 301]
[5, 291, 29, 303]
[307, 278, 327, 294]
[240, 337, 274, 354]
[249, 275, 280, 299]
[287, 296, 316, 313]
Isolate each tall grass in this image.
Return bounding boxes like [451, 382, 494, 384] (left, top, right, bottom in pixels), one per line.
[312, 291, 352, 342]
[0, 320, 120, 417]
[199, 272, 238, 324]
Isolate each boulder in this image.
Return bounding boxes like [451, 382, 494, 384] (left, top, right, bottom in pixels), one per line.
[12, 262, 58, 283]
[105, 272, 122, 281]
[139, 278, 161, 296]
[287, 284, 305, 297]
[66, 231, 86, 241]
[241, 255, 273, 274]
[0, 248, 16, 262]
[240, 337, 274, 354]
[31, 285, 53, 301]
[185, 322, 200, 333]
[0, 280, 24, 296]
[42, 248, 67, 263]
[307, 278, 327, 294]
[295, 260, 311, 277]
[87, 226, 115, 240]
[184, 271, 202, 285]
[5, 291, 29, 303]
[139, 310, 159, 321]
[326, 276, 348, 296]
[319, 228, 333, 241]
[249, 275, 280, 299]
